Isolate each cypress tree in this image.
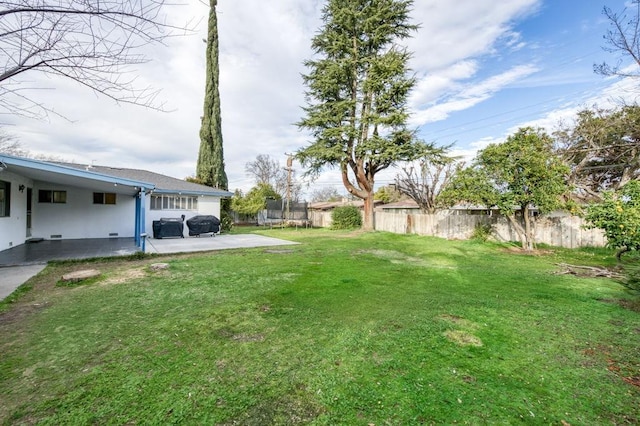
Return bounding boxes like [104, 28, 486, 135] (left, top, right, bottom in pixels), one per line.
[197, 0, 228, 190]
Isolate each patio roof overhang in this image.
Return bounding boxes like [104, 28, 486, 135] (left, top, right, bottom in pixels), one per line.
[0, 154, 155, 195]
[151, 188, 234, 197]
[0, 154, 154, 250]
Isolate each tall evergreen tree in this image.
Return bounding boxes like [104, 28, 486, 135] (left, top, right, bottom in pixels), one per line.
[197, 0, 228, 190]
[297, 0, 421, 230]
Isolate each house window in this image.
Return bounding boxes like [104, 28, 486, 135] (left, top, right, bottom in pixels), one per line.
[150, 195, 162, 210]
[0, 180, 10, 217]
[38, 190, 67, 204]
[93, 192, 116, 205]
[150, 194, 198, 211]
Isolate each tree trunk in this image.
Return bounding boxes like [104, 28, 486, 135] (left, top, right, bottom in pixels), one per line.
[522, 205, 535, 251]
[616, 246, 630, 263]
[340, 161, 374, 230]
[505, 214, 527, 250]
[362, 191, 375, 231]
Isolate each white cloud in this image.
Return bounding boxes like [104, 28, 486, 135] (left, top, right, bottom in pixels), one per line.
[409, 64, 539, 126]
[410, 60, 479, 107]
[2, 0, 635, 199]
[407, 0, 541, 71]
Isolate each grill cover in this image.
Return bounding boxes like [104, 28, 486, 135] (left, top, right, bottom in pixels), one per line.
[152, 217, 184, 239]
[186, 215, 220, 236]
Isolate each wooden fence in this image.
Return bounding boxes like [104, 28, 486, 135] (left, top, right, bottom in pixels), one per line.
[309, 210, 607, 249]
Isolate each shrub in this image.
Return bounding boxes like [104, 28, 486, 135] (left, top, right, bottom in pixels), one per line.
[220, 210, 234, 233]
[331, 206, 362, 230]
[623, 253, 640, 291]
[471, 222, 492, 242]
[584, 180, 640, 261]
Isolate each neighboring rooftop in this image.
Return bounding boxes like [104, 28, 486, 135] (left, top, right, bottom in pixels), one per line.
[378, 199, 420, 210]
[309, 200, 384, 210]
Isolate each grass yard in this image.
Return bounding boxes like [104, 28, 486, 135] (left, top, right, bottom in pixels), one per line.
[0, 229, 638, 425]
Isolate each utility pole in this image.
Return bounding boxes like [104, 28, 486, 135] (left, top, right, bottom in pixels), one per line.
[285, 153, 294, 220]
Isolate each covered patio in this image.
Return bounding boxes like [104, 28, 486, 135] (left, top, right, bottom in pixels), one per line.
[0, 234, 299, 266]
[0, 238, 138, 266]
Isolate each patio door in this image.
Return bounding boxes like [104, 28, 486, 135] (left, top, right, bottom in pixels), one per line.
[26, 187, 32, 238]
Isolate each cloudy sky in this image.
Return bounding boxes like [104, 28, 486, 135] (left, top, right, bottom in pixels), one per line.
[2, 0, 638, 197]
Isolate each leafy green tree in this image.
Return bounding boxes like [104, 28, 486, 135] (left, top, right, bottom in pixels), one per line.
[374, 185, 403, 204]
[231, 183, 280, 219]
[584, 180, 640, 262]
[439, 127, 570, 250]
[197, 0, 228, 190]
[297, 0, 421, 231]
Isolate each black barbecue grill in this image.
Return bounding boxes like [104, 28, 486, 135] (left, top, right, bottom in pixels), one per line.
[186, 215, 220, 236]
[152, 217, 185, 239]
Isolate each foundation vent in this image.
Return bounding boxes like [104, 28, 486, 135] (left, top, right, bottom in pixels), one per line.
[109, 233, 119, 237]
[50, 235, 62, 239]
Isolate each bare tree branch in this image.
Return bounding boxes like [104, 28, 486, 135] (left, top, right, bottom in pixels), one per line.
[595, 1, 640, 78]
[245, 154, 303, 201]
[0, 129, 27, 155]
[0, 0, 196, 118]
[395, 152, 463, 213]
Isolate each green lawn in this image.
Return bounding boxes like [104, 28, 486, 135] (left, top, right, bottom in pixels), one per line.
[0, 230, 638, 425]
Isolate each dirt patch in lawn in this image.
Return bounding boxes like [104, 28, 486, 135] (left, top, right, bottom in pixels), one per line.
[232, 333, 265, 343]
[357, 249, 427, 265]
[0, 301, 49, 325]
[444, 330, 483, 347]
[437, 314, 483, 346]
[221, 389, 325, 425]
[437, 314, 479, 330]
[101, 267, 148, 285]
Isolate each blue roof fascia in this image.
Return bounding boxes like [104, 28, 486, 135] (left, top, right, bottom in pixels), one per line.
[152, 188, 234, 197]
[0, 154, 156, 190]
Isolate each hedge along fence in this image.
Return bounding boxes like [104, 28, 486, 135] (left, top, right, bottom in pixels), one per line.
[309, 210, 607, 249]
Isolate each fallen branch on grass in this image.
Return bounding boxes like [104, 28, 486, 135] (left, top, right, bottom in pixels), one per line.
[554, 263, 624, 279]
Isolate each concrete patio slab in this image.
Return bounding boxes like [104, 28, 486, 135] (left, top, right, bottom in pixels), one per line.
[0, 264, 47, 300]
[0, 238, 138, 267]
[145, 234, 299, 254]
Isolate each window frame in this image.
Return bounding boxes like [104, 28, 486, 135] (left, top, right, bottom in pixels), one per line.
[93, 192, 117, 205]
[0, 180, 10, 217]
[150, 194, 199, 211]
[38, 189, 67, 204]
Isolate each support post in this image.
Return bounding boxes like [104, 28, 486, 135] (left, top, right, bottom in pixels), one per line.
[134, 188, 147, 250]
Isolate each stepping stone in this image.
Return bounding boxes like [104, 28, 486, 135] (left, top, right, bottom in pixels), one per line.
[149, 263, 169, 271]
[61, 269, 101, 283]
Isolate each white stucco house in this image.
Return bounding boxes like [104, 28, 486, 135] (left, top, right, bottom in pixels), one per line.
[0, 154, 232, 253]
